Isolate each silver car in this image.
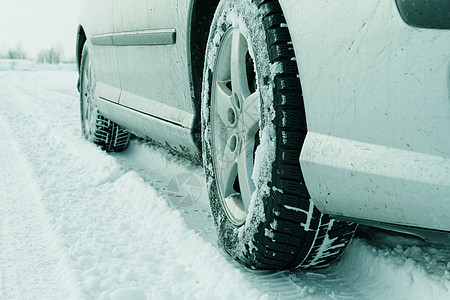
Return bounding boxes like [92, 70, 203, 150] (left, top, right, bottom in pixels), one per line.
[76, 0, 450, 270]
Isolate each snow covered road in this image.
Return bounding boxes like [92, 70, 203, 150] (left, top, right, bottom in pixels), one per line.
[0, 60, 449, 299]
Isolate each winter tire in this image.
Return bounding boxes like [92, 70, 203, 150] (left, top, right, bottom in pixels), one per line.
[80, 44, 130, 152]
[201, 0, 357, 270]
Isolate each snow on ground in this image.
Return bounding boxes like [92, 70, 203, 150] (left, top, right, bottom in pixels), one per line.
[0, 60, 449, 299]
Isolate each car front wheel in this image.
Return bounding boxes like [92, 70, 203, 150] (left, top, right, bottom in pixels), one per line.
[201, 0, 357, 270]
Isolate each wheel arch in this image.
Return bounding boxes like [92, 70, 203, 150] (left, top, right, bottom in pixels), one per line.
[76, 25, 87, 91]
[188, 0, 221, 151]
[76, 25, 87, 72]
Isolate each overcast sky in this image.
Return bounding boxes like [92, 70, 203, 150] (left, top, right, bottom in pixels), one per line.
[0, 0, 80, 60]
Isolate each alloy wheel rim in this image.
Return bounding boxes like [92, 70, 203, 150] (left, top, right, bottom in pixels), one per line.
[211, 28, 261, 226]
[81, 58, 92, 137]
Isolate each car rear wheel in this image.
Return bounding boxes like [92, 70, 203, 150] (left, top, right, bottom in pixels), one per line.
[80, 44, 130, 152]
[201, 0, 357, 270]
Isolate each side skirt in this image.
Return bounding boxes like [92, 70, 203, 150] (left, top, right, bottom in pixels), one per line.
[95, 97, 200, 161]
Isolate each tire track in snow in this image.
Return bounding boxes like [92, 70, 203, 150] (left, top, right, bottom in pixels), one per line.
[111, 141, 369, 300]
[0, 115, 84, 299]
[0, 71, 266, 299]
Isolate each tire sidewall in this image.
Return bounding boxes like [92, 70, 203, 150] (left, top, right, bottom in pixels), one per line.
[202, 0, 278, 264]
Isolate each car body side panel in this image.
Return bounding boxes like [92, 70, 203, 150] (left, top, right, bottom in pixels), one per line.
[113, 0, 195, 128]
[80, 0, 199, 158]
[279, 0, 450, 230]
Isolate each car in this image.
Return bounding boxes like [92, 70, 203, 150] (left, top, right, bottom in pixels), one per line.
[76, 0, 450, 270]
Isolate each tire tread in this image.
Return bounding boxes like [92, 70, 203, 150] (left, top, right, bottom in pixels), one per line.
[244, 0, 357, 270]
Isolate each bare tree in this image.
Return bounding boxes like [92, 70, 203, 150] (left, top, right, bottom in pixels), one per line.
[37, 45, 64, 64]
[6, 43, 28, 60]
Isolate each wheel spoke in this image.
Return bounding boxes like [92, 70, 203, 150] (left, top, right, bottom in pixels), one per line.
[231, 30, 251, 102]
[86, 63, 90, 82]
[243, 90, 260, 138]
[83, 99, 88, 117]
[83, 71, 89, 95]
[84, 68, 91, 110]
[216, 137, 239, 197]
[237, 140, 256, 212]
[85, 100, 90, 122]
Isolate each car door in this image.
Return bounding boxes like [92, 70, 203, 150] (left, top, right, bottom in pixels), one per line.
[112, 0, 194, 130]
[85, 0, 121, 103]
